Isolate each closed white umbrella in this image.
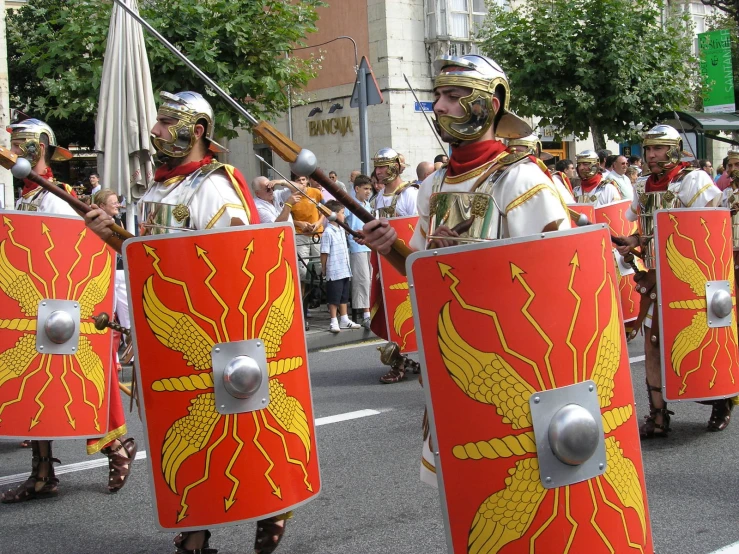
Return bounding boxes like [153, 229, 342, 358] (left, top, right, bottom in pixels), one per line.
[96, 0, 157, 234]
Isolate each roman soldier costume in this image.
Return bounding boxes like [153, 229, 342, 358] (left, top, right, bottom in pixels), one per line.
[509, 133, 574, 203]
[409, 54, 571, 486]
[371, 148, 418, 218]
[625, 124, 736, 437]
[572, 149, 622, 207]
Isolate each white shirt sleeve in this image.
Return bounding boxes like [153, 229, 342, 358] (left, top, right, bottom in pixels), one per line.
[39, 191, 82, 217]
[499, 163, 570, 237]
[397, 186, 419, 217]
[410, 173, 436, 251]
[190, 171, 249, 230]
[675, 170, 722, 208]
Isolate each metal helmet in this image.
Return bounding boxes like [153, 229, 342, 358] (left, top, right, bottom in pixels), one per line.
[8, 118, 72, 166]
[152, 91, 228, 158]
[576, 149, 600, 179]
[642, 124, 682, 172]
[372, 147, 406, 184]
[433, 54, 531, 142]
[508, 133, 542, 155]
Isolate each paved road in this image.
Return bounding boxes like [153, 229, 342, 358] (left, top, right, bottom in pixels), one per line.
[2, 337, 739, 554]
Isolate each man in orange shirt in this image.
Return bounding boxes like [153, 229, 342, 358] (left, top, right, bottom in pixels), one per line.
[291, 175, 326, 314]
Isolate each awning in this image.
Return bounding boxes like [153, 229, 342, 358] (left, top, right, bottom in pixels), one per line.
[658, 111, 739, 132]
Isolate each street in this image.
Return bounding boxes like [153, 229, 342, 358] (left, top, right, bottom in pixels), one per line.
[2, 336, 739, 554]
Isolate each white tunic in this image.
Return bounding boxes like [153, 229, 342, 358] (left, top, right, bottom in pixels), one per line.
[572, 180, 622, 208]
[15, 187, 80, 217]
[139, 170, 249, 231]
[551, 173, 575, 203]
[604, 171, 634, 201]
[626, 168, 721, 222]
[410, 157, 570, 251]
[374, 183, 418, 218]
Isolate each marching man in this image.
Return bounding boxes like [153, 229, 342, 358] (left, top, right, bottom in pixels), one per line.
[572, 149, 622, 207]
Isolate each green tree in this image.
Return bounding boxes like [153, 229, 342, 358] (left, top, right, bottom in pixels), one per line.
[7, 0, 323, 147]
[477, 0, 698, 149]
[701, 0, 739, 25]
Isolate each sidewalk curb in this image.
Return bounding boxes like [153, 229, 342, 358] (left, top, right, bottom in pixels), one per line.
[306, 328, 381, 352]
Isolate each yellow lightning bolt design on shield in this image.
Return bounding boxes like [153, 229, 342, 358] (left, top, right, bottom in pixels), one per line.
[66, 228, 86, 298]
[41, 224, 59, 297]
[178, 415, 230, 523]
[596, 476, 646, 553]
[224, 415, 245, 511]
[581, 239, 608, 381]
[72, 241, 108, 300]
[700, 218, 716, 280]
[29, 354, 54, 430]
[0, 354, 45, 423]
[529, 488, 558, 553]
[69, 355, 100, 432]
[566, 252, 582, 382]
[588, 480, 614, 553]
[3, 216, 48, 298]
[563, 486, 578, 553]
[438, 262, 545, 390]
[261, 410, 312, 492]
[196, 245, 230, 342]
[510, 262, 556, 389]
[238, 240, 256, 336]
[251, 230, 285, 337]
[144, 244, 221, 343]
[61, 356, 76, 430]
[670, 213, 711, 279]
[251, 410, 281, 498]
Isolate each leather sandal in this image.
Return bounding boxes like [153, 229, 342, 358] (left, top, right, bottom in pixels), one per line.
[707, 398, 734, 432]
[254, 517, 287, 554]
[640, 385, 673, 439]
[102, 437, 137, 493]
[1, 445, 60, 503]
[380, 365, 406, 384]
[174, 530, 217, 554]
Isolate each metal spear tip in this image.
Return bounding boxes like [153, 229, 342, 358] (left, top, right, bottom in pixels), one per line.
[11, 156, 32, 179]
[290, 149, 318, 177]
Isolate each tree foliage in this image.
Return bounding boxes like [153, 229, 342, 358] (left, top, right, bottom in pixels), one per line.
[701, 0, 739, 25]
[7, 0, 323, 147]
[477, 0, 698, 149]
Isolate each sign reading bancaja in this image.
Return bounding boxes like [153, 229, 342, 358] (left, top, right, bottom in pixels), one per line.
[699, 29, 736, 113]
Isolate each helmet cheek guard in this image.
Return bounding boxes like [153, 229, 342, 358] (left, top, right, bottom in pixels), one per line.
[18, 139, 42, 166]
[152, 118, 197, 158]
[436, 89, 495, 143]
[578, 163, 598, 179]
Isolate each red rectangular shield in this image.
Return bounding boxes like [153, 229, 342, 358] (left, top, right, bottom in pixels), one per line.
[568, 202, 595, 228]
[409, 226, 652, 554]
[654, 208, 739, 402]
[123, 223, 320, 531]
[0, 211, 114, 439]
[595, 200, 642, 322]
[377, 215, 419, 353]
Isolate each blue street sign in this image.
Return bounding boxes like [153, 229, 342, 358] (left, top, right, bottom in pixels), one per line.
[414, 101, 434, 113]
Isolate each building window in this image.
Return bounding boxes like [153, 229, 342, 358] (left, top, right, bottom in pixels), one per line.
[426, 0, 501, 41]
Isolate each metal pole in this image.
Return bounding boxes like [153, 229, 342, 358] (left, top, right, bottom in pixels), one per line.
[402, 73, 446, 154]
[112, 0, 259, 127]
[285, 52, 293, 141]
[358, 67, 370, 175]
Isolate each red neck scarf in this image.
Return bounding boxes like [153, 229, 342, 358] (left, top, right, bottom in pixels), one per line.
[22, 166, 53, 196]
[579, 173, 602, 192]
[646, 162, 691, 192]
[154, 155, 214, 183]
[447, 140, 507, 177]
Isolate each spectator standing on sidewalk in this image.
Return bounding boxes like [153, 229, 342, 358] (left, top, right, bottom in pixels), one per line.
[344, 175, 373, 329]
[321, 200, 361, 334]
[252, 176, 300, 223]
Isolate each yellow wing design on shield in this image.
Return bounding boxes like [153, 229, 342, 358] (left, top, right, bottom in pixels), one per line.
[268, 379, 311, 461]
[0, 240, 43, 316]
[393, 296, 413, 336]
[589, 279, 621, 408]
[78, 253, 112, 318]
[438, 302, 535, 429]
[665, 235, 707, 296]
[142, 277, 215, 370]
[670, 311, 709, 376]
[0, 335, 38, 387]
[603, 436, 647, 541]
[74, 336, 106, 406]
[468, 458, 547, 554]
[258, 264, 295, 358]
[161, 392, 221, 493]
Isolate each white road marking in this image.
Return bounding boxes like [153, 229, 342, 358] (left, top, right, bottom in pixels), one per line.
[629, 355, 645, 363]
[709, 542, 739, 553]
[0, 408, 385, 486]
[318, 339, 385, 352]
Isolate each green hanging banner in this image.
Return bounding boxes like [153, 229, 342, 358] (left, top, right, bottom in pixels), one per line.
[699, 29, 736, 113]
